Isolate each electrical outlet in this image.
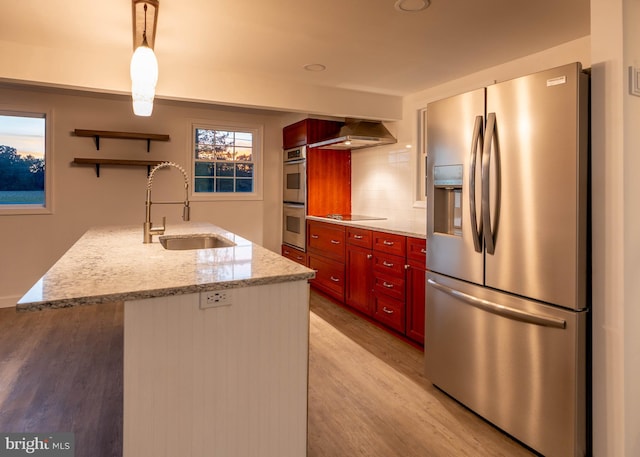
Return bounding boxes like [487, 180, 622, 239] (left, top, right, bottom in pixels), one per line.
[200, 290, 232, 309]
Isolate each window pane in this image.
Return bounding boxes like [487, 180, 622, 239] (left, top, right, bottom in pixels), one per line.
[215, 146, 234, 161]
[216, 162, 234, 177]
[0, 114, 46, 206]
[195, 162, 214, 177]
[194, 177, 214, 193]
[235, 179, 253, 193]
[236, 163, 253, 178]
[216, 178, 234, 192]
[234, 146, 252, 161]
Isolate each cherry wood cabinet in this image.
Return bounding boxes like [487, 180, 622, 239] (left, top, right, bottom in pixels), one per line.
[306, 147, 351, 216]
[372, 231, 406, 258]
[281, 244, 307, 266]
[282, 119, 343, 150]
[307, 220, 426, 347]
[307, 220, 346, 302]
[345, 227, 373, 316]
[406, 237, 427, 345]
[372, 242, 406, 334]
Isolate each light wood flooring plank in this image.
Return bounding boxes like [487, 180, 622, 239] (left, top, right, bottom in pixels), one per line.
[308, 291, 537, 457]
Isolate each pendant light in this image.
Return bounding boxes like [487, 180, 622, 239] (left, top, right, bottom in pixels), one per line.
[131, 1, 159, 116]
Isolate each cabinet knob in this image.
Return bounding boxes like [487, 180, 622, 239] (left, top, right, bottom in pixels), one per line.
[420, 249, 427, 254]
[382, 261, 394, 268]
[311, 234, 319, 239]
[383, 240, 394, 246]
[404, 264, 411, 270]
[353, 234, 364, 239]
[382, 281, 394, 289]
[330, 276, 340, 283]
[330, 239, 341, 244]
[367, 254, 373, 259]
[382, 307, 394, 314]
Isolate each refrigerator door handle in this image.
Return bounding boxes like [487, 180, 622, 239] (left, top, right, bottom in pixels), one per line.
[427, 278, 567, 329]
[469, 115, 483, 252]
[482, 112, 497, 254]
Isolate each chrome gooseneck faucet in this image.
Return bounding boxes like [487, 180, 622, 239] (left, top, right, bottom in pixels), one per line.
[144, 162, 190, 243]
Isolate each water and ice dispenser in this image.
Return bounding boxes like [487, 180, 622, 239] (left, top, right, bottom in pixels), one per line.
[433, 165, 463, 236]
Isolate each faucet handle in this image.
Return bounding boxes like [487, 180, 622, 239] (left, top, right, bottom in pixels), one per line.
[150, 216, 166, 235]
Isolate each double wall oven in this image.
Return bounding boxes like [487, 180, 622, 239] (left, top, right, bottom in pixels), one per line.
[282, 146, 306, 251]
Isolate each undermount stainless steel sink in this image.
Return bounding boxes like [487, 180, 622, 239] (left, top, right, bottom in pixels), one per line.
[159, 234, 236, 250]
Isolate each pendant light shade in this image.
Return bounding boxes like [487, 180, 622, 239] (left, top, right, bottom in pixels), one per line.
[131, 0, 159, 117]
[130, 42, 158, 116]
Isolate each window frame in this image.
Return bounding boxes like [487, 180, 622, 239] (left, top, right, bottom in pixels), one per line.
[188, 120, 263, 202]
[0, 108, 53, 215]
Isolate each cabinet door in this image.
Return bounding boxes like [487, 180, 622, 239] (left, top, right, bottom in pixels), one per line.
[406, 265, 426, 345]
[373, 231, 406, 257]
[281, 244, 307, 266]
[308, 253, 345, 302]
[307, 221, 346, 261]
[373, 294, 405, 333]
[283, 120, 308, 149]
[346, 245, 373, 316]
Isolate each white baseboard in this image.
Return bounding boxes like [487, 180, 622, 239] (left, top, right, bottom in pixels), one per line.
[0, 295, 20, 308]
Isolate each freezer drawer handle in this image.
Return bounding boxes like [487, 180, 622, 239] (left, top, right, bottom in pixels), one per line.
[427, 279, 566, 329]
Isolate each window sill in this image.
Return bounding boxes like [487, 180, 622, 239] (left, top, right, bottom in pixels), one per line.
[0, 205, 52, 216]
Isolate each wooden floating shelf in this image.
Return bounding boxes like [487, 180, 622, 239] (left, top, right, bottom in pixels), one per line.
[73, 158, 166, 177]
[74, 129, 170, 152]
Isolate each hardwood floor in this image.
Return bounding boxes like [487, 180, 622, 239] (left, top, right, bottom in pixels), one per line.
[0, 292, 536, 457]
[0, 302, 123, 457]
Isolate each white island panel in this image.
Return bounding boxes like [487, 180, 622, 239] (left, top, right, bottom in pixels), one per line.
[124, 280, 310, 457]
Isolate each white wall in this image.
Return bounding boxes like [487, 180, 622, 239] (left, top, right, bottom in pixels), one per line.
[591, 0, 640, 455]
[0, 86, 289, 307]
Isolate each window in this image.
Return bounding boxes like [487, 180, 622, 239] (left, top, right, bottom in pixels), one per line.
[0, 110, 51, 214]
[191, 123, 262, 200]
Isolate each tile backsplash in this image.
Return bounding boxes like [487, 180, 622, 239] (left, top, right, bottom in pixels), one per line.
[351, 145, 425, 225]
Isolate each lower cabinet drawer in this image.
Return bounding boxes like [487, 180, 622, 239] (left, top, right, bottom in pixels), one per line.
[373, 274, 405, 302]
[308, 254, 345, 301]
[373, 294, 405, 333]
[281, 245, 307, 266]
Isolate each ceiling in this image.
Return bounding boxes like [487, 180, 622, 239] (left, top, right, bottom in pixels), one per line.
[0, 0, 590, 112]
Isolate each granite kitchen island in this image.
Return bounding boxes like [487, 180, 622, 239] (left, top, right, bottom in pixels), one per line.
[18, 222, 315, 457]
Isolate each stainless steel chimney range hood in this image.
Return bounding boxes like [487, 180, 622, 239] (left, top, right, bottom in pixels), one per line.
[309, 119, 396, 150]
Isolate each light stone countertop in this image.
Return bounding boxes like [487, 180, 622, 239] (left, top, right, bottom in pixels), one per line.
[17, 222, 315, 312]
[306, 216, 426, 239]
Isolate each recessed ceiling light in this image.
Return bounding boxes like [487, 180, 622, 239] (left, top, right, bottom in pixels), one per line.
[304, 63, 326, 72]
[394, 0, 430, 12]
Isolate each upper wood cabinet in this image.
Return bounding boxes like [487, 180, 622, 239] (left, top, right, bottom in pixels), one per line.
[306, 147, 351, 216]
[282, 119, 343, 149]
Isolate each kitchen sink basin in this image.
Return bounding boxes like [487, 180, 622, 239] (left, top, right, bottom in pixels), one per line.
[159, 234, 236, 250]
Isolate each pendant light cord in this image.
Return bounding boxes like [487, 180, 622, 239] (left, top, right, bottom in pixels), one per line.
[142, 3, 148, 45]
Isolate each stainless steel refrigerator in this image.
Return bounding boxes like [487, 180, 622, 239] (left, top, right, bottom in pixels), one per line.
[425, 62, 589, 457]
